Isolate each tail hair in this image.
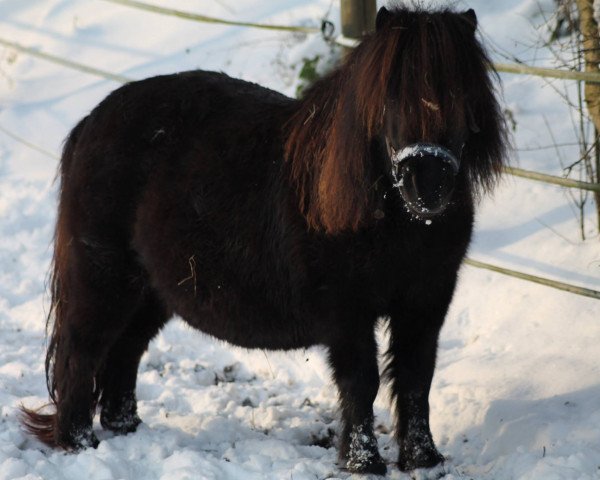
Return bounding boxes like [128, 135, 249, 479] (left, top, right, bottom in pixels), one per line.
[19, 406, 58, 448]
[20, 117, 89, 448]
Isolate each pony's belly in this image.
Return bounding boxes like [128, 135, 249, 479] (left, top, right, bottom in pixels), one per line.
[174, 294, 317, 351]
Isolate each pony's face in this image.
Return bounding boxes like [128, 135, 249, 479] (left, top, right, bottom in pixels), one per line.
[375, 6, 500, 218]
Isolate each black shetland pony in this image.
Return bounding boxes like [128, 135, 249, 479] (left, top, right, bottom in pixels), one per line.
[22, 5, 508, 475]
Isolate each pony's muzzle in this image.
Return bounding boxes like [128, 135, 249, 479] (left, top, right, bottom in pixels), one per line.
[392, 144, 460, 219]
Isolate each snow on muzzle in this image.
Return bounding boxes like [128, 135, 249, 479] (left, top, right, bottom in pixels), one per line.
[391, 143, 460, 219]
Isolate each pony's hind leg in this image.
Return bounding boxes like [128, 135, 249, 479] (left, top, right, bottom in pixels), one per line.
[27, 239, 145, 450]
[98, 292, 169, 434]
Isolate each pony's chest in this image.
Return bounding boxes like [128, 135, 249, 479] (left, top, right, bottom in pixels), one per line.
[321, 219, 470, 305]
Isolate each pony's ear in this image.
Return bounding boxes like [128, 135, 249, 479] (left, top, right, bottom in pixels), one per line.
[376, 6, 393, 31]
[463, 8, 477, 33]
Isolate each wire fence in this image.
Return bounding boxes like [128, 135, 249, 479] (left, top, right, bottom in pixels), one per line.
[0, 38, 133, 83]
[463, 259, 600, 300]
[102, 0, 323, 33]
[0, 1, 598, 300]
[503, 166, 600, 193]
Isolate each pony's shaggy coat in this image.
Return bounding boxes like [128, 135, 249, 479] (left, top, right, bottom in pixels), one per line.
[22, 5, 508, 475]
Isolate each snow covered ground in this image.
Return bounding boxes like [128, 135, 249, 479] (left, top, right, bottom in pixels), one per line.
[0, 0, 599, 479]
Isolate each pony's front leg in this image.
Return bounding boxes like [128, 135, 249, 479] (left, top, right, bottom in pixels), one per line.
[327, 325, 386, 475]
[386, 276, 458, 471]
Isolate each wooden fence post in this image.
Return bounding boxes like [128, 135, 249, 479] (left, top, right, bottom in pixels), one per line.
[340, 0, 376, 41]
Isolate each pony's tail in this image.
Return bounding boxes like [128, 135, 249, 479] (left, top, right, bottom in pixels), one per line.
[20, 117, 88, 448]
[19, 405, 58, 447]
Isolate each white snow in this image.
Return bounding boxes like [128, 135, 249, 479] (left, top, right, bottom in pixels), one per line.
[0, 0, 599, 479]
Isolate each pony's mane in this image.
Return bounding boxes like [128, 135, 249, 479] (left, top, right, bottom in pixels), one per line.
[285, 6, 508, 234]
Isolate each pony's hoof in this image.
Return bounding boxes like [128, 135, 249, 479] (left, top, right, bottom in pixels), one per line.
[58, 429, 99, 451]
[100, 395, 142, 434]
[100, 411, 142, 434]
[398, 446, 444, 472]
[342, 422, 387, 475]
[346, 456, 387, 475]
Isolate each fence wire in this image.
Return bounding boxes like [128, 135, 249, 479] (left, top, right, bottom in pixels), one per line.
[0, 38, 132, 84]
[464, 259, 600, 300]
[504, 166, 600, 193]
[102, 0, 322, 33]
